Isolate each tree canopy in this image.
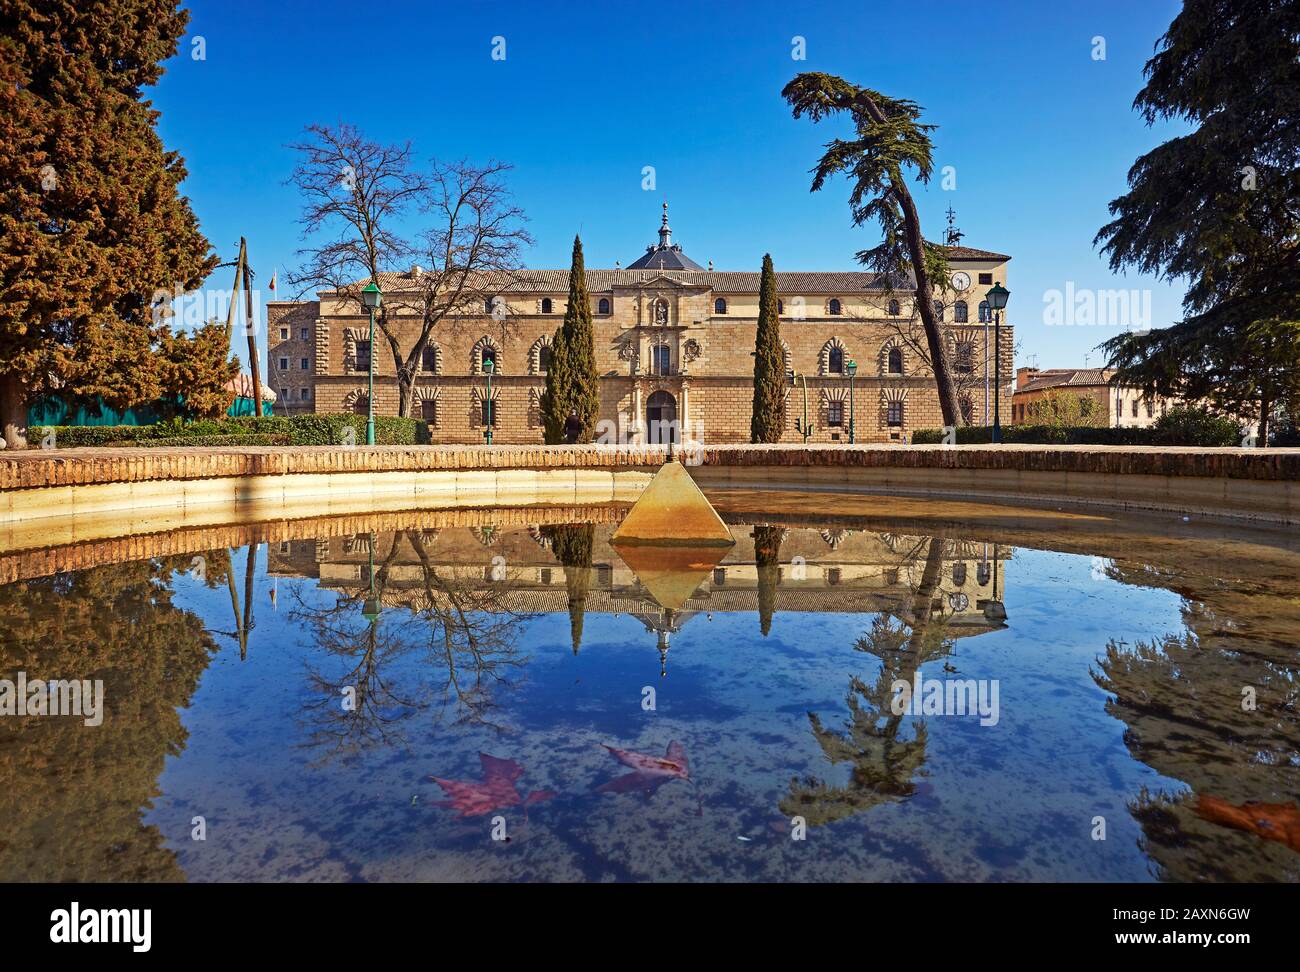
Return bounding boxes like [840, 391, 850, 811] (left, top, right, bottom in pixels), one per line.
[1096, 0, 1300, 443]
[0, 0, 218, 446]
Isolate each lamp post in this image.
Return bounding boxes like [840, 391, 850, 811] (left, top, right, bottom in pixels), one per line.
[846, 359, 858, 444]
[985, 282, 1010, 443]
[361, 282, 382, 446]
[482, 357, 494, 445]
[788, 369, 811, 443]
[361, 531, 381, 626]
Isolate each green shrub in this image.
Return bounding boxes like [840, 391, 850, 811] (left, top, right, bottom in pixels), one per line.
[33, 413, 429, 448]
[1149, 405, 1243, 447]
[912, 411, 1244, 447]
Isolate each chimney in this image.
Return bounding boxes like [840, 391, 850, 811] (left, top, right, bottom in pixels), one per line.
[1016, 366, 1039, 390]
[410, 264, 424, 278]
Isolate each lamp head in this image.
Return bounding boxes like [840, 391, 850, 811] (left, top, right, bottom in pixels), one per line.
[985, 282, 1009, 311]
[361, 281, 382, 310]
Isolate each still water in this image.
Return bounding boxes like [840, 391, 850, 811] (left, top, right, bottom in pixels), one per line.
[1, 494, 1297, 882]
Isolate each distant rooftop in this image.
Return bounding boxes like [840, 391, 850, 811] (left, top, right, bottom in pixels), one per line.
[1017, 368, 1115, 394]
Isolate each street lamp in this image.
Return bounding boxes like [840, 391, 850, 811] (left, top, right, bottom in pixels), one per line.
[482, 356, 495, 445]
[846, 359, 858, 444]
[788, 369, 811, 443]
[361, 531, 382, 625]
[360, 282, 382, 446]
[985, 282, 1010, 444]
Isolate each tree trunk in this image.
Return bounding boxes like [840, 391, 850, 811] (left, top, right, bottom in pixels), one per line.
[397, 369, 414, 418]
[856, 94, 963, 428]
[0, 372, 28, 449]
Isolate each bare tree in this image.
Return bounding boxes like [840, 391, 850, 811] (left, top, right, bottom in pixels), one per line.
[287, 125, 531, 417]
[400, 161, 532, 416]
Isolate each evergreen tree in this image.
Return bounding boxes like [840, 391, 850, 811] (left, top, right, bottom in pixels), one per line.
[157, 320, 239, 420]
[540, 237, 600, 443]
[0, 1, 216, 447]
[1096, 0, 1300, 444]
[750, 254, 786, 442]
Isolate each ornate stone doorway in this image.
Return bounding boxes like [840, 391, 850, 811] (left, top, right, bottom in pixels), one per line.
[646, 390, 678, 444]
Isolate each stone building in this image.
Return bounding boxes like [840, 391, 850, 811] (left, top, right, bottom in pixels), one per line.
[1012, 367, 1176, 428]
[267, 206, 1012, 444]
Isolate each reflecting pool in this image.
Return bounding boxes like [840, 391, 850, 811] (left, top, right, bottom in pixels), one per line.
[1, 494, 1297, 882]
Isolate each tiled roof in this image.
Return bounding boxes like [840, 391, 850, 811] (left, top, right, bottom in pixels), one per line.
[943, 245, 1012, 261]
[343, 268, 906, 296]
[1017, 368, 1114, 394]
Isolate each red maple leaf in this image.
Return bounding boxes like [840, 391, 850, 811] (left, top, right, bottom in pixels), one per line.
[1195, 794, 1300, 854]
[596, 741, 690, 797]
[429, 753, 556, 818]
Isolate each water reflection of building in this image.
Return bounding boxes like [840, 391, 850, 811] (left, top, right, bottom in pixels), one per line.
[268, 524, 1011, 669]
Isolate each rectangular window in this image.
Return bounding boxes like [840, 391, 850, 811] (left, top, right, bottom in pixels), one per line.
[1145, 399, 1153, 418]
[280, 387, 289, 401]
[279, 327, 289, 340]
[300, 357, 309, 370]
[300, 387, 310, 400]
[887, 401, 904, 427]
[355, 340, 371, 371]
[278, 357, 289, 370]
[481, 399, 496, 426]
[651, 345, 671, 376]
[827, 400, 844, 427]
[421, 399, 438, 422]
[978, 273, 993, 285]
[300, 327, 309, 340]
[1131, 400, 1138, 417]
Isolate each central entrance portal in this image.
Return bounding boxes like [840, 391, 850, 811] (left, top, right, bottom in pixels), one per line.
[646, 390, 678, 445]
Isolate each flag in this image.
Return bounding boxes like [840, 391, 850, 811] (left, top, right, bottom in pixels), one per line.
[268, 269, 277, 293]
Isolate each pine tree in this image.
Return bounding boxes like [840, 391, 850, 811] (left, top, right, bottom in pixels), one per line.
[0, 1, 215, 447]
[751, 254, 786, 442]
[157, 321, 239, 420]
[1096, 0, 1300, 444]
[540, 236, 600, 443]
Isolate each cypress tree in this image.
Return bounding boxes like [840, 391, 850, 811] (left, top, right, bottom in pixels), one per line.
[542, 524, 594, 653]
[0, 1, 216, 447]
[751, 253, 786, 442]
[753, 525, 783, 637]
[540, 236, 600, 443]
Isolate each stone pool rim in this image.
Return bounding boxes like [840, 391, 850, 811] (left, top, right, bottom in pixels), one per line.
[1, 443, 1297, 529]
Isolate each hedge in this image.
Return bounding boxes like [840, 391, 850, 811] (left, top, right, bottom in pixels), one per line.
[32, 414, 430, 449]
[911, 417, 1244, 447]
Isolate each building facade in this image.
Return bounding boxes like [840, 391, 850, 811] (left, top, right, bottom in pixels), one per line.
[268, 207, 1013, 444]
[1011, 367, 1175, 428]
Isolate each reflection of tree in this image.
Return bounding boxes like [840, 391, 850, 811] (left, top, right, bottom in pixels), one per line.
[291, 531, 534, 759]
[0, 559, 216, 881]
[1093, 569, 1300, 881]
[753, 525, 782, 636]
[781, 537, 953, 827]
[542, 524, 594, 654]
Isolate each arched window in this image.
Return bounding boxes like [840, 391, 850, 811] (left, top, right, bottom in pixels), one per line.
[538, 344, 551, 373]
[352, 393, 369, 416]
[828, 298, 842, 315]
[421, 344, 438, 373]
[952, 562, 968, 586]
[978, 300, 991, 323]
[598, 297, 611, 314]
[887, 299, 900, 316]
[887, 347, 903, 375]
[481, 346, 498, 372]
[954, 300, 968, 323]
[959, 396, 975, 424]
[828, 346, 844, 374]
[933, 301, 945, 322]
[714, 297, 727, 314]
[541, 298, 553, 314]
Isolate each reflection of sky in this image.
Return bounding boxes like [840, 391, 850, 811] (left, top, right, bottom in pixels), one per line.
[155, 543, 1191, 881]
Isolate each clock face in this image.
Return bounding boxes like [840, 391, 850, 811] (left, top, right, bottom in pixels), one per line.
[951, 271, 972, 292]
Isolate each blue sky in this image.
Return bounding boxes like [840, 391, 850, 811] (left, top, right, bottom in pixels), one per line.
[155, 0, 1188, 368]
